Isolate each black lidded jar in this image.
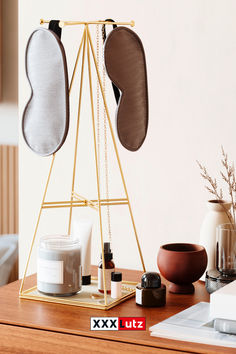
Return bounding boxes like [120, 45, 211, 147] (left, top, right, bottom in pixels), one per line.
[136, 272, 166, 307]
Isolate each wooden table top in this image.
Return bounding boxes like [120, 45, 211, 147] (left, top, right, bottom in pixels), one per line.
[0, 267, 234, 353]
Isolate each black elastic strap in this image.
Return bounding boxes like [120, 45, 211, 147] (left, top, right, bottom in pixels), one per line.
[102, 19, 120, 105]
[49, 20, 62, 39]
[102, 19, 117, 42]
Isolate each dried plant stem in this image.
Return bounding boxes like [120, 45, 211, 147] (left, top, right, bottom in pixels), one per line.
[221, 146, 236, 225]
[219, 204, 233, 226]
[197, 159, 234, 228]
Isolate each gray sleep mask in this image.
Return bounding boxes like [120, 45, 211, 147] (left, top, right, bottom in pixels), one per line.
[22, 26, 69, 156]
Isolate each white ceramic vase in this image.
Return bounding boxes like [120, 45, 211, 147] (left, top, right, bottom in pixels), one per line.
[199, 200, 231, 280]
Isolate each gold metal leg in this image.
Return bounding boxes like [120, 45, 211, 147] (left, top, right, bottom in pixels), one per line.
[87, 27, 146, 273]
[19, 154, 56, 294]
[86, 26, 108, 305]
[68, 29, 87, 235]
[69, 28, 86, 93]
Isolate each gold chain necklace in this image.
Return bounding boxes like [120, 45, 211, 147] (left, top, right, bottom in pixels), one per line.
[96, 25, 112, 243]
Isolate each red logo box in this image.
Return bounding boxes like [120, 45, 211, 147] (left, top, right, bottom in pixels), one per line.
[118, 317, 146, 330]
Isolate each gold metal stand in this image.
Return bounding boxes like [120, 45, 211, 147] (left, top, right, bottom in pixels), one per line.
[19, 20, 146, 310]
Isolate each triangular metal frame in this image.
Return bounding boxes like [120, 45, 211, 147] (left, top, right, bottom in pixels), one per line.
[19, 22, 146, 308]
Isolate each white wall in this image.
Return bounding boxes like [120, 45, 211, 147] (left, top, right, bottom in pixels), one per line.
[0, 0, 18, 145]
[19, 0, 236, 277]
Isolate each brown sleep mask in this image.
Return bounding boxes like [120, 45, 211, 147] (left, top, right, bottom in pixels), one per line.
[104, 26, 148, 152]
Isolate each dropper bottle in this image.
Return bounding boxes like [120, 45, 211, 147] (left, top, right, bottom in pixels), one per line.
[98, 242, 115, 294]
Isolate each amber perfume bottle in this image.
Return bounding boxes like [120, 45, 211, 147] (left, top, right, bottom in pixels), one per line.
[98, 242, 115, 294]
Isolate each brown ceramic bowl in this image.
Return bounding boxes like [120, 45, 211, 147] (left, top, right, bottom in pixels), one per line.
[157, 243, 207, 294]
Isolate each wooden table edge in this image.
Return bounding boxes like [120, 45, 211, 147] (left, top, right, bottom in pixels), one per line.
[0, 315, 233, 354]
[0, 321, 206, 354]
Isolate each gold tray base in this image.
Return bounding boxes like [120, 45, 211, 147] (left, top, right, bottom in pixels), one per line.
[20, 277, 137, 310]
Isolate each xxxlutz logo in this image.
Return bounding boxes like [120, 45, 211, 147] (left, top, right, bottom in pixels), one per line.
[90, 317, 146, 331]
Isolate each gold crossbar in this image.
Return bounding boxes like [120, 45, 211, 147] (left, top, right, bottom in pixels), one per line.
[43, 198, 127, 204]
[40, 19, 135, 28]
[72, 192, 98, 210]
[42, 199, 128, 209]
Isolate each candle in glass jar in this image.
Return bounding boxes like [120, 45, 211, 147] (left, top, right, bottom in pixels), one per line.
[37, 235, 81, 296]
